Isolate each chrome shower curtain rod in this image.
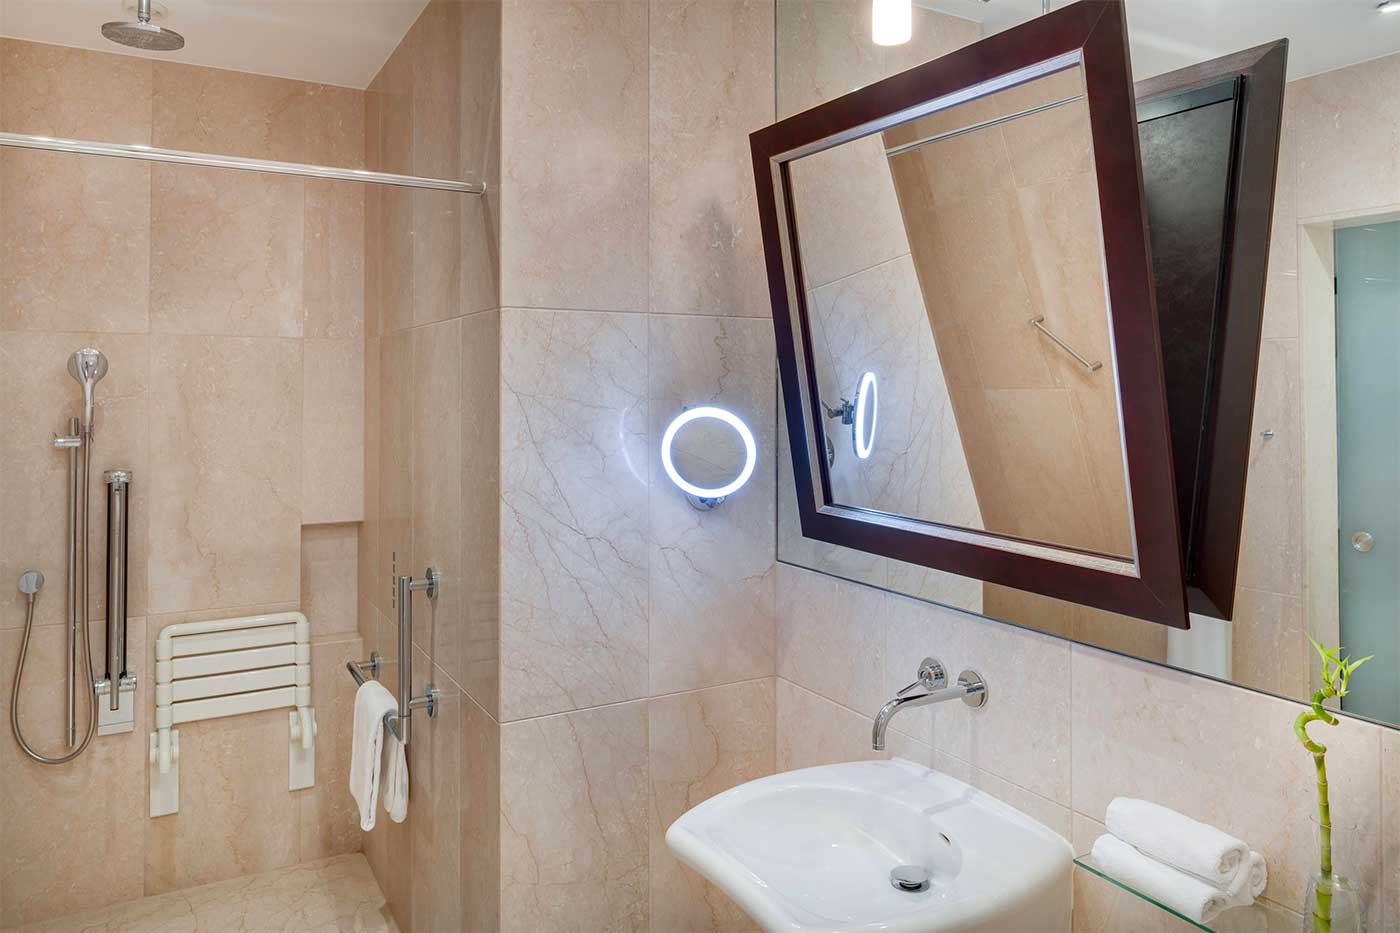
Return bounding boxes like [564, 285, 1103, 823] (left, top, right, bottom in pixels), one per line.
[0, 131, 485, 194]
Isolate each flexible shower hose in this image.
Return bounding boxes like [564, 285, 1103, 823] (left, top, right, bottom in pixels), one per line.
[10, 432, 98, 765]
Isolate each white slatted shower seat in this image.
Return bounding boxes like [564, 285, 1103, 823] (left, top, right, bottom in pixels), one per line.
[149, 611, 317, 817]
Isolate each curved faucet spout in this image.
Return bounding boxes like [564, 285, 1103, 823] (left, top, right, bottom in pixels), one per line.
[871, 665, 988, 751]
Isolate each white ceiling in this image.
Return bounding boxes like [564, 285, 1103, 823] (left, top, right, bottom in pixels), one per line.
[923, 0, 1400, 81]
[0, 0, 430, 88]
[3, 0, 1395, 90]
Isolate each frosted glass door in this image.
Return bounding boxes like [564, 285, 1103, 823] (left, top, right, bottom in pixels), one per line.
[1336, 221, 1400, 720]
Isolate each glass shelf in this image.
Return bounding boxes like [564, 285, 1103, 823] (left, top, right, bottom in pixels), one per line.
[1074, 852, 1299, 933]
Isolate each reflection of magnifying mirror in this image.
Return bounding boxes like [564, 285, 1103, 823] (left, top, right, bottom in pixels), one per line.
[823, 371, 879, 464]
[853, 372, 877, 460]
[660, 406, 758, 510]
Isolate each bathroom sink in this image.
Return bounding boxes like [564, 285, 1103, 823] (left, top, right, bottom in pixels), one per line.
[665, 758, 1073, 932]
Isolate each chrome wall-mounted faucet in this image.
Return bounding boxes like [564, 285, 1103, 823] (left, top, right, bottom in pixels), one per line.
[872, 657, 987, 751]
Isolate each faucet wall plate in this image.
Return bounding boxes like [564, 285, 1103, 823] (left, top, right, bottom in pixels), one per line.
[957, 669, 988, 708]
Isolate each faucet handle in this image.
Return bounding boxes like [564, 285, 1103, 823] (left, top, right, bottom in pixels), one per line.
[897, 657, 947, 696]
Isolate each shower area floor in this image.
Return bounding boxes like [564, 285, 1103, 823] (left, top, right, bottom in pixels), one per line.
[7, 854, 396, 933]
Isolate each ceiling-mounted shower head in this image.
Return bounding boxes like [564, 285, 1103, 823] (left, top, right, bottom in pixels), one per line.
[68, 348, 109, 436]
[102, 0, 185, 51]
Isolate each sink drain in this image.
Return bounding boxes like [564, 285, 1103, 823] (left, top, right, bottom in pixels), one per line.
[890, 865, 932, 893]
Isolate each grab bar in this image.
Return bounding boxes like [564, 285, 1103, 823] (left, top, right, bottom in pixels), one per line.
[385, 568, 440, 746]
[104, 470, 131, 711]
[1029, 316, 1102, 373]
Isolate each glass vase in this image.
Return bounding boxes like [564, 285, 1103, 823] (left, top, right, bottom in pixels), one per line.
[1301, 872, 1365, 933]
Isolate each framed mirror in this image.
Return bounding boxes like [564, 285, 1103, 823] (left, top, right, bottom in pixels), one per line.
[753, 0, 1189, 627]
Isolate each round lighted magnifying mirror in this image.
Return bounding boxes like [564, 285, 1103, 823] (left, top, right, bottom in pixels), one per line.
[660, 406, 757, 510]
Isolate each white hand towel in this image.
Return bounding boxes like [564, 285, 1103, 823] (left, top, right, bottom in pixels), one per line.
[1091, 834, 1232, 924]
[382, 727, 409, 824]
[350, 681, 398, 831]
[1106, 797, 1248, 883]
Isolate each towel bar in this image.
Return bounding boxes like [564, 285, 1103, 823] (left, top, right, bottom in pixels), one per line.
[346, 652, 382, 687]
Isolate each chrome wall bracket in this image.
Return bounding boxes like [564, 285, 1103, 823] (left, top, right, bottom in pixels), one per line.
[95, 673, 136, 735]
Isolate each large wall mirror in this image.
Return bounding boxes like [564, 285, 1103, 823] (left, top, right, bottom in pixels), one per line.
[757, 0, 1190, 628]
[772, 0, 1400, 729]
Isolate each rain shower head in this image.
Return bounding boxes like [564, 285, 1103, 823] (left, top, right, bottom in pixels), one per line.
[102, 0, 185, 51]
[68, 348, 109, 436]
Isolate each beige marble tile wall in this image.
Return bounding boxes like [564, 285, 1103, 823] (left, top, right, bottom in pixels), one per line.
[488, 0, 780, 930]
[355, 1, 502, 930]
[0, 39, 368, 927]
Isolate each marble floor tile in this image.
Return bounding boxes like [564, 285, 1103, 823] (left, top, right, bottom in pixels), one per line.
[5, 854, 394, 933]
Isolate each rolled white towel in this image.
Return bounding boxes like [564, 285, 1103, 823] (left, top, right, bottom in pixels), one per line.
[1090, 834, 1232, 924]
[1223, 851, 1268, 907]
[1106, 798, 1248, 883]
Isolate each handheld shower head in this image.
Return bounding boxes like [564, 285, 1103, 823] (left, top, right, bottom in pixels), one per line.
[67, 348, 109, 436]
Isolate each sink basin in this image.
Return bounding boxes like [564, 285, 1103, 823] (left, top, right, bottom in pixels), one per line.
[665, 758, 1073, 932]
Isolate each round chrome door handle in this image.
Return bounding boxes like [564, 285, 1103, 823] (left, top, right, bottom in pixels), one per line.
[1353, 531, 1375, 553]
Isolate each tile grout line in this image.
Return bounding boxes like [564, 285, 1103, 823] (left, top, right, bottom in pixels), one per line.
[498, 674, 779, 728]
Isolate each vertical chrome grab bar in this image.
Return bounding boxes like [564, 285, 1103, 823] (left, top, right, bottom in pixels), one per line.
[385, 568, 441, 746]
[104, 470, 131, 710]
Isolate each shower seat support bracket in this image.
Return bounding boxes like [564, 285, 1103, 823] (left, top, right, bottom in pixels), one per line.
[288, 708, 317, 791]
[148, 730, 180, 817]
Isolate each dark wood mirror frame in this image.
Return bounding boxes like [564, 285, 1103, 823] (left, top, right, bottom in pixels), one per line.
[1134, 40, 1289, 621]
[752, 0, 1190, 628]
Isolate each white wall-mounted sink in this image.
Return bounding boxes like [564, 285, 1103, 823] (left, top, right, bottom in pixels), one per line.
[665, 758, 1072, 932]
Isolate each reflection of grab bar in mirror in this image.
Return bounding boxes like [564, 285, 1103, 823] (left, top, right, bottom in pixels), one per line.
[1029, 316, 1102, 373]
[883, 94, 1082, 159]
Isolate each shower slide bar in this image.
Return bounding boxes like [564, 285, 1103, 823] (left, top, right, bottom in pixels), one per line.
[0, 131, 486, 194]
[149, 610, 317, 817]
[345, 568, 440, 747]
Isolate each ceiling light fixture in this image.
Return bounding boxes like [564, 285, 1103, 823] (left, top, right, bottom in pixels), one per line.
[1379, 0, 1400, 12]
[872, 0, 912, 46]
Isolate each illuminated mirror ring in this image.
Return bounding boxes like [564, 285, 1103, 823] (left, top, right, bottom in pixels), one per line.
[853, 371, 878, 460]
[660, 406, 758, 503]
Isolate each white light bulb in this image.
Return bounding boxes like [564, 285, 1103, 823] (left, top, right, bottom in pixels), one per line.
[872, 0, 912, 46]
[1380, 0, 1400, 12]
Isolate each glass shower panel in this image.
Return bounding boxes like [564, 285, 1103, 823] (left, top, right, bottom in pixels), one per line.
[1336, 220, 1400, 720]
